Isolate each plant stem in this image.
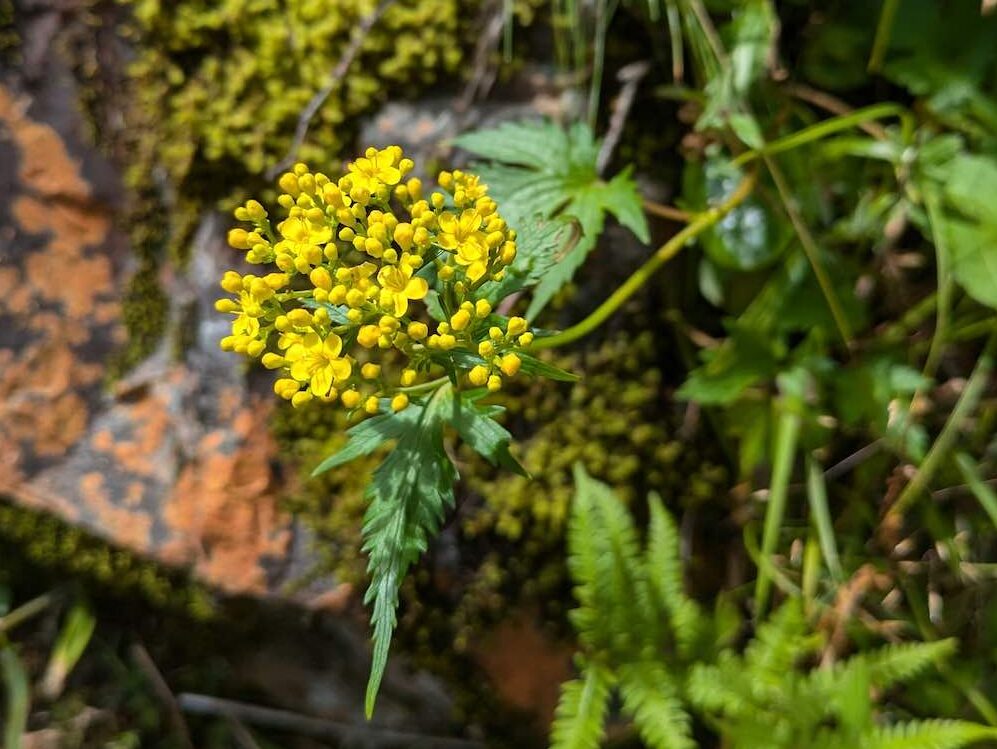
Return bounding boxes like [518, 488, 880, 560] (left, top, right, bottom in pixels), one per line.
[868, 0, 900, 73]
[922, 184, 952, 380]
[396, 375, 449, 395]
[642, 198, 692, 222]
[754, 402, 802, 618]
[531, 171, 757, 350]
[730, 103, 912, 169]
[806, 456, 844, 583]
[955, 453, 997, 531]
[0, 592, 55, 635]
[888, 328, 997, 520]
[763, 154, 854, 347]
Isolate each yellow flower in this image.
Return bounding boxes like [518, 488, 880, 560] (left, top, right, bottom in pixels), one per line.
[285, 332, 352, 397]
[347, 147, 402, 191]
[377, 264, 428, 317]
[437, 209, 483, 251]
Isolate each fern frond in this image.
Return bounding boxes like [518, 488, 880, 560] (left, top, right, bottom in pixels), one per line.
[618, 660, 695, 749]
[744, 599, 821, 677]
[864, 639, 958, 689]
[646, 492, 704, 656]
[571, 465, 655, 649]
[567, 466, 613, 652]
[550, 663, 615, 749]
[686, 658, 751, 718]
[858, 720, 997, 749]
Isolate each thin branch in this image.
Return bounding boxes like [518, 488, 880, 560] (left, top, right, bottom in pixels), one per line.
[643, 198, 691, 223]
[782, 82, 889, 140]
[531, 170, 757, 350]
[268, 0, 396, 179]
[131, 643, 196, 749]
[0, 592, 56, 635]
[177, 693, 482, 748]
[455, 1, 506, 114]
[596, 60, 650, 175]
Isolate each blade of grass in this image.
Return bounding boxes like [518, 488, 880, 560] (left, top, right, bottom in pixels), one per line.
[806, 456, 844, 583]
[2, 647, 29, 749]
[664, 0, 684, 82]
[40, 601, 96, 699]
[955, 453, 997, 530]
[922, 183, 954, 380]
[889, 328, 997, 519]
[868, 0, 900, 73]
[763, 153, 854, 347]
[730, 103, 913, 168]
[754, 399, 802, 618]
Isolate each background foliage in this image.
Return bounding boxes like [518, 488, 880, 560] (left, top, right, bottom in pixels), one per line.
[3, 0, 997, 746]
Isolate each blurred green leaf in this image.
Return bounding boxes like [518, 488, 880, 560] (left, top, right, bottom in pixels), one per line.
[456, 120, 649, 318]
[2, 647, 28, 749]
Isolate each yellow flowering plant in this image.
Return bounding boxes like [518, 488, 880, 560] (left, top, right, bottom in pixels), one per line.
[217, 145, 577, 715]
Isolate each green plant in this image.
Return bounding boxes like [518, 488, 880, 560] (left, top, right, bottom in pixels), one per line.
[555, 468, 997, 749]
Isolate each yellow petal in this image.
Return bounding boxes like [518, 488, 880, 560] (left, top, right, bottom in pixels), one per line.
[290, 359, 312, 381]
[310, 367, 333, 397]
[467, 261, 487, 282]
[331, 358, 352, 382]
[438, 213, 457, 233]
[324, 334, 343, 358]
[405, 277, 429, 300]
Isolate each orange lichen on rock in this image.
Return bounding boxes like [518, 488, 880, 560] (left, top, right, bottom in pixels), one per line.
[472, 613, 573, 727]
[0, 82, 333, 606]
[164, 398, 290, 595]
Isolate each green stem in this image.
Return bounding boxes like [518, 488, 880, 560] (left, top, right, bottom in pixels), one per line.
[868, 0, 900, 73]
[0, 592, 55, 635]
[730, 103, 912, 169]
[754, 402, 802, 618]
[531, 171, 757, 350]
[763, 154, 854, 347]
[922, 184, 952, 380]
[395, 375, 449, 395]
[889, 328, 997, 519]
[806, 456, 844, 583]
[955, 453, 997, 531]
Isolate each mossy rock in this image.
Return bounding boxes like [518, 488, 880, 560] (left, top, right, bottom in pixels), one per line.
[0, 499, 215, 620]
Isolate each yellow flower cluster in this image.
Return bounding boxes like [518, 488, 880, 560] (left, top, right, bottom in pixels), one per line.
[218, 146, 533, 412]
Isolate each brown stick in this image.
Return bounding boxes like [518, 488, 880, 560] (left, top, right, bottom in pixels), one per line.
[268, 0, 396, 179]
[131, 643, 196, 749]
[596, 60, 651, 175]
[177, 693, 482, 748]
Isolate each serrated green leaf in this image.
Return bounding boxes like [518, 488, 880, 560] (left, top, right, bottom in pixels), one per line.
[360, 386, 457, 717]
[479, 216, 581, 305]
[646, 492, 704, 656]
[941, 213, 997, 310]
[458, 119, 648, 318]
[677, 324, 780, 404]
[312, 410, 420, 476]
[618, 660, 695, 749]
[516, 352, 580, 382]
[857, 720, 997, 749]
[455, 120, 573, 171]
[549, 663, 614, 749]
[450, 390, 528, 477]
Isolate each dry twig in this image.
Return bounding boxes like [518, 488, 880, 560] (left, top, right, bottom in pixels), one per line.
[178, 692, 482, 748]
[268, 0, 396, 179]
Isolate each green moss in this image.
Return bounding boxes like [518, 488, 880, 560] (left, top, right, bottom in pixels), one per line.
[0, 0, 18, 64]
[463, 330, 729, 546]
[0, 499, 215, 620]
[270, 400, 380, 585]
[119, 0, 473, 263]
